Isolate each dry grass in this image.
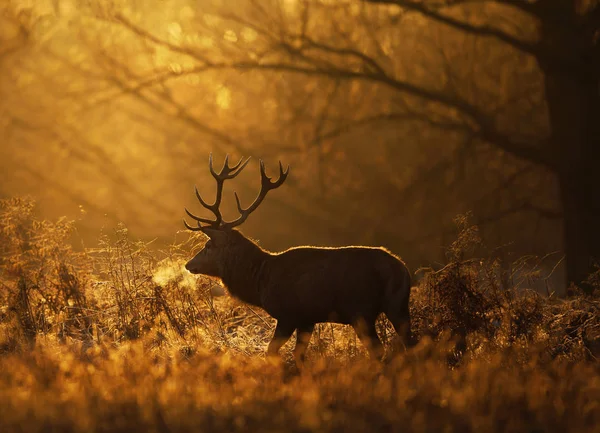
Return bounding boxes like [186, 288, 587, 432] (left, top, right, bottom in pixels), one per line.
[1, 197, 599, 433]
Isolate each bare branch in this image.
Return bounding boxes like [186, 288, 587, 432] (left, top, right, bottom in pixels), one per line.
[364, 0, 541, 57]
[312, 112, 472, 144]
[227, 61, 553, 169]
[297, 36, 389, 76]
[86, 43, 249, 156]
[106, 11, 553, 170]
[436, 0, 542, 16]
[100, 56, 552, 169]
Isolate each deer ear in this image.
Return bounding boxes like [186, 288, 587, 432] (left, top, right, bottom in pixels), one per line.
[201, 227, 227, 245]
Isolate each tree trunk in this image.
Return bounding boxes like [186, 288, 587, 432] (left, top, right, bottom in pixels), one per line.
[559, 167, 600, 293]
[540, 6, 600, 293]
[554, 91, 600, 293]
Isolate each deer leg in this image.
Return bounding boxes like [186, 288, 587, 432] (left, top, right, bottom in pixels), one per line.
[353, 319, 384, 361]
[385, 291, 415, 350]
[267, 321, 295, 356]
[294, 324, 315, 365]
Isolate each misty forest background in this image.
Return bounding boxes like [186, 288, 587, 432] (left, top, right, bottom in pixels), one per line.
[1, 2, 600, 431]
[1, 0, 599, 294]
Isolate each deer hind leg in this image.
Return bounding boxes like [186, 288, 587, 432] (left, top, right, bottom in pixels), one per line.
[267, 321, 295, 356]
[293, 324, 315, 365]
[353, 318, 384, 361]
[385, 288, 414, 350]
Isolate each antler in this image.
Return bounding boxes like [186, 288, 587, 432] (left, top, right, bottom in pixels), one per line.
[184, 153, 251, 231]
[222, 159, 289, 230]
[184, 154, 289, 231]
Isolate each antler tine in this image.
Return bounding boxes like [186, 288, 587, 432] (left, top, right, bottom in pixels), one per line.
[276, 160, 290, 185]
[258, 160, 289, 185]
[208, 153, 218, 179]
[183, 153, 224, 227]
[184, 154, 254, 231]
[183, 218, 204, 231]
[222, 159, 289, 230]
[229, 155, 252, 173]
[194, 186, 211, 209]
[209, 153, 251, 180]
[185, 207, 217, 225]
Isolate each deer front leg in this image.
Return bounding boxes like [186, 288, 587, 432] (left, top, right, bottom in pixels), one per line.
[353, 319, 384, 361]
[267, 321, 295, 356]
[294, 324, 315, 365]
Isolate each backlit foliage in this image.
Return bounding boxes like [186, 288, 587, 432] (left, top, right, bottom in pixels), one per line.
[1, 198, 599, 432]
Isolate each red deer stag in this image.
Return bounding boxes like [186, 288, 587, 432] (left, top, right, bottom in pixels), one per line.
[184, 154, 413, 362]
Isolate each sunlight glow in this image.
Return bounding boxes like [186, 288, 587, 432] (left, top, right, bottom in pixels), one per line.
[241, 27, 258, 43]
[224, 29, 238, 43]
[169, 63, 182, 74]
[167, 22, 182, 41]
[179, 5, 194, 20]
[216, 86, 231, 109]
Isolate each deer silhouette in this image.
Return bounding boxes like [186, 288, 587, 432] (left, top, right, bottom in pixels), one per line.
[184, 154, 412, 362]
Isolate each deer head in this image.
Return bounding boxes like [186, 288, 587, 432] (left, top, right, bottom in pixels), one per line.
[184, 154, 288, 277]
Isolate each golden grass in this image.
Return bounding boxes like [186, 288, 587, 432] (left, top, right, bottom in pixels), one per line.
[1, 337, 599, 433]
[1, 197, 599, 432]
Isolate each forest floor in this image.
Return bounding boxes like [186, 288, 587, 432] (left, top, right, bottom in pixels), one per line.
[1, 197, 599, 433]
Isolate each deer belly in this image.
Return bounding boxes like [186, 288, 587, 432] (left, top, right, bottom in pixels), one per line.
[262, 283, 381, 325]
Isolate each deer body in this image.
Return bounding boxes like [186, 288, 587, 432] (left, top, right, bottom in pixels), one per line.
[262, 246, 409, 326]
[184, 155, 412, 361]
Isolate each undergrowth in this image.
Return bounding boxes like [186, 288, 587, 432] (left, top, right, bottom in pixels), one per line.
[0, 198, 599, 433]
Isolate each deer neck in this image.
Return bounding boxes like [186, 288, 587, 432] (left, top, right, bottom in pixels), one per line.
[221, 241, 269, 307]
